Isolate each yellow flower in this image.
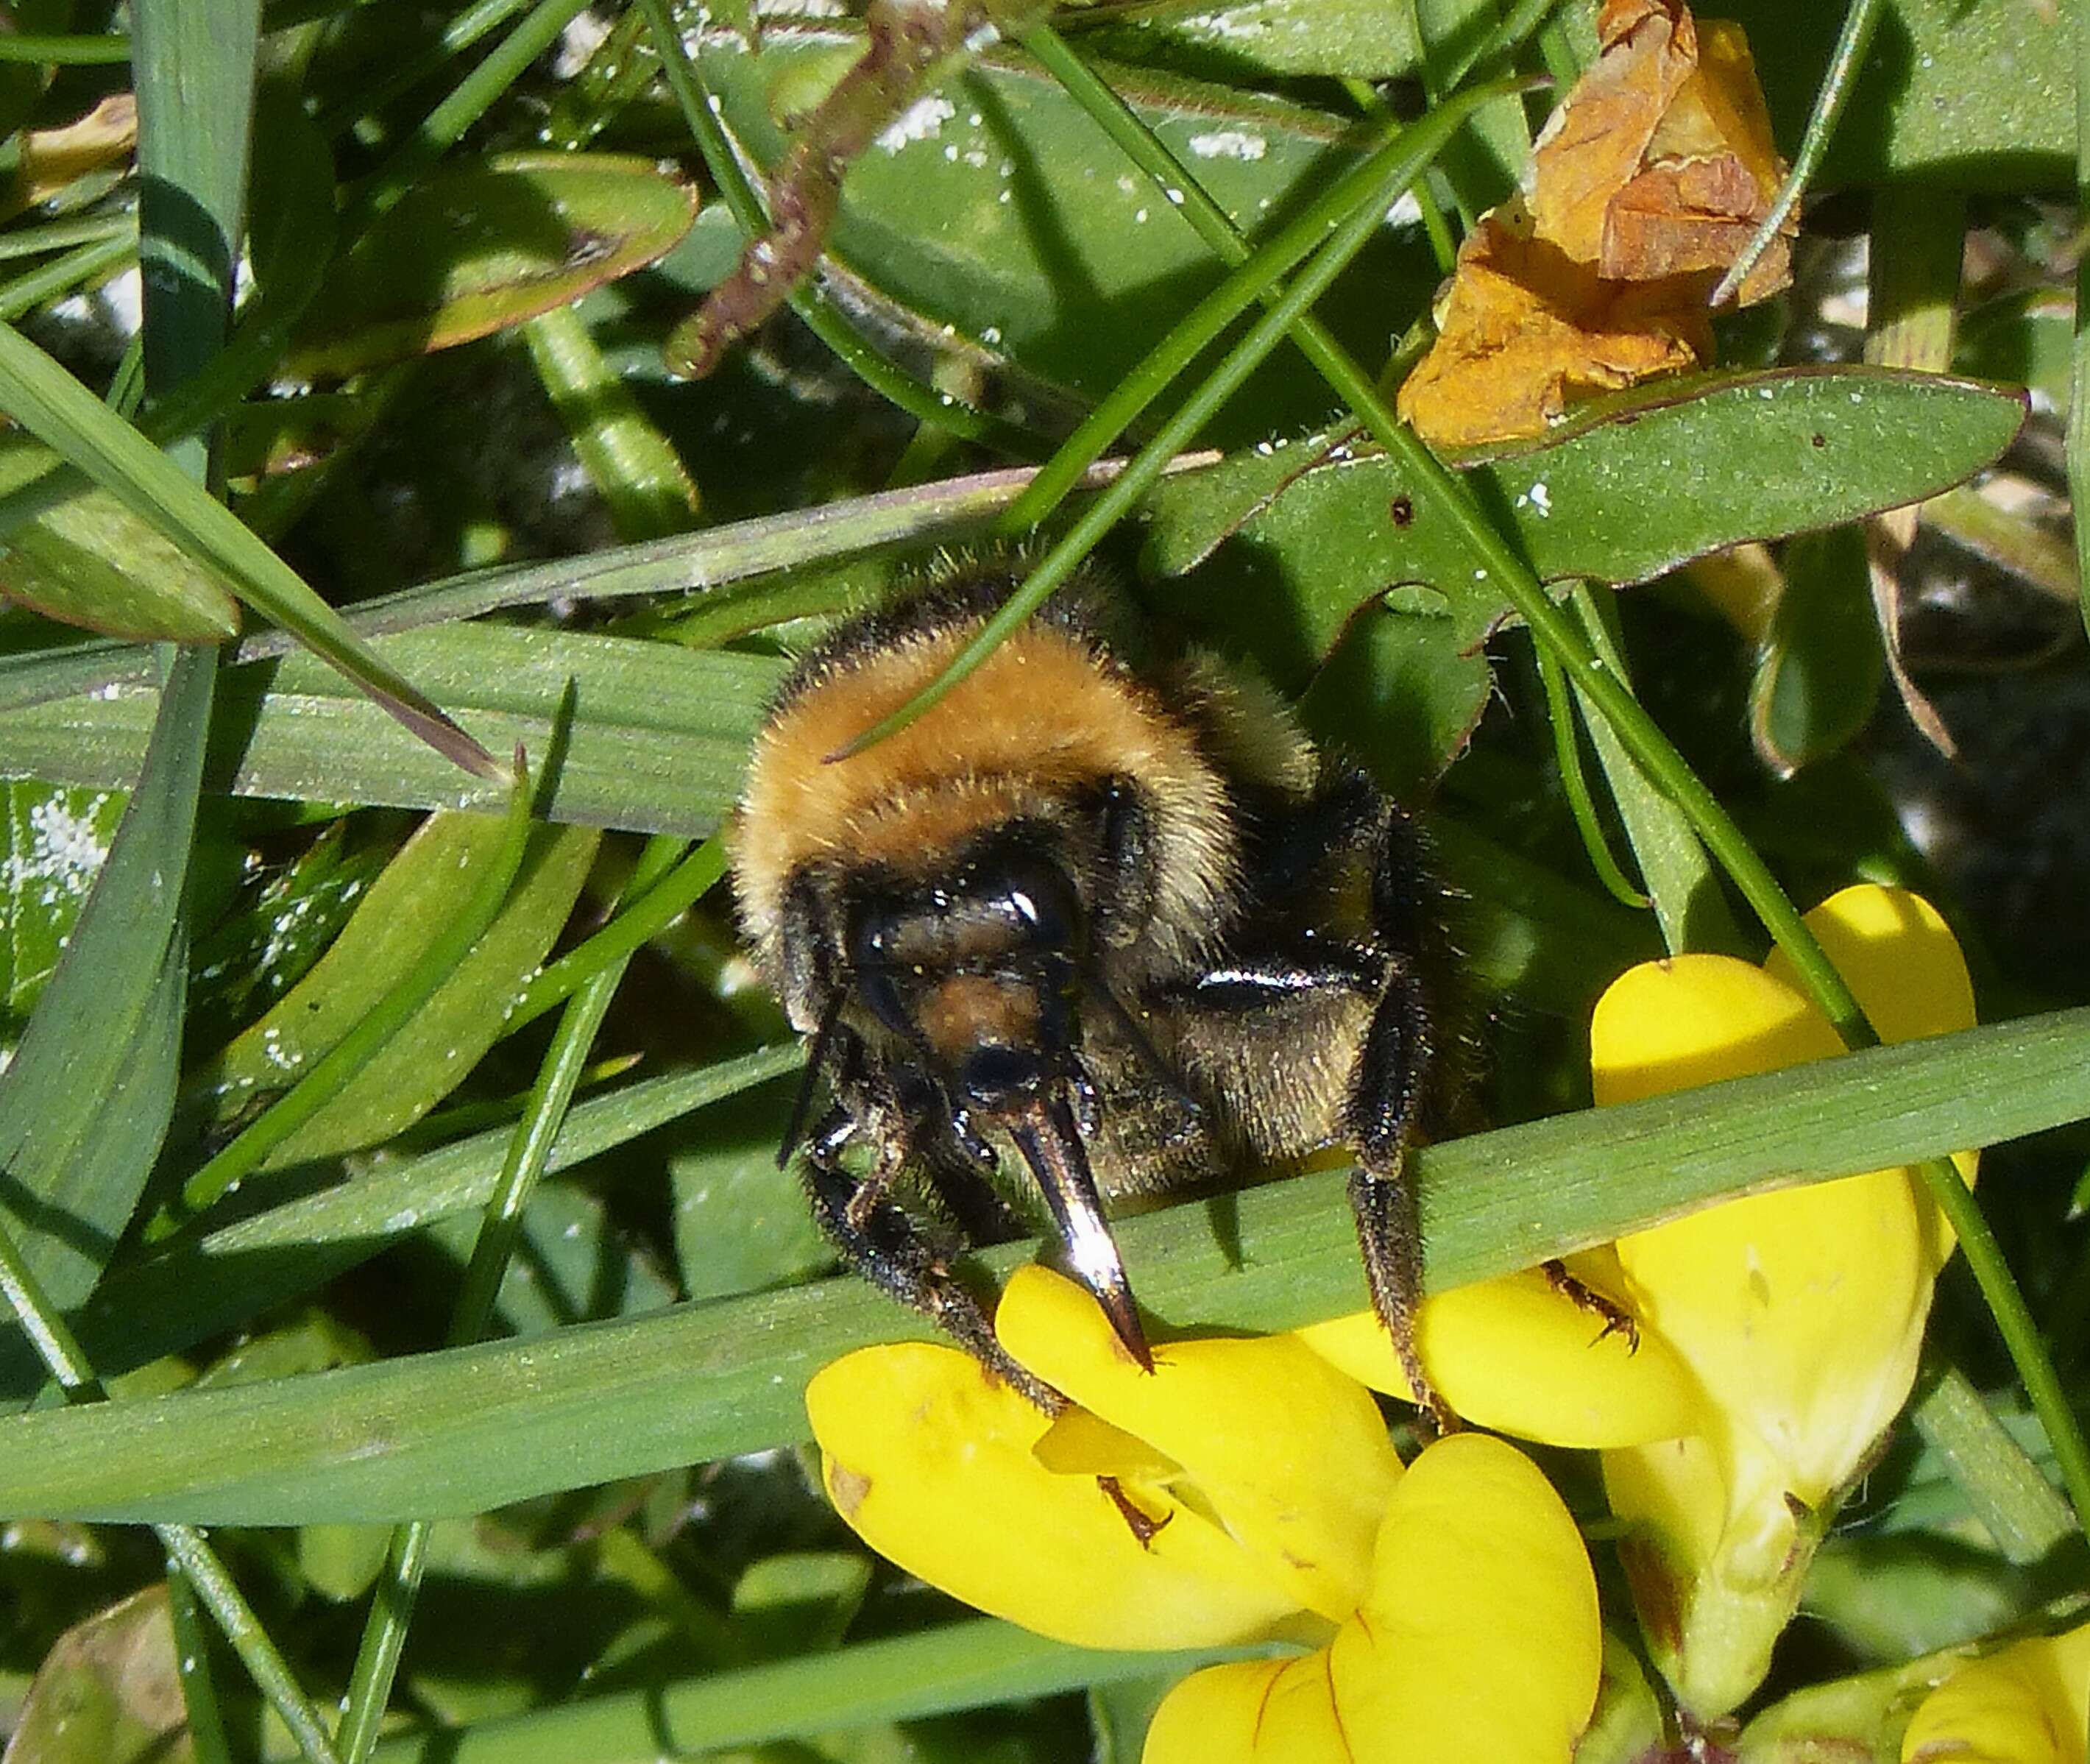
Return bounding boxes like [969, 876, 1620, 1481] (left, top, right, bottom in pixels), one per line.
[1294, 1261, 1698, 1448]
[806, 1266, 1604, 1762]
[1590, 884, 1978, 1718]
[1900, 1623, 2090, 1764]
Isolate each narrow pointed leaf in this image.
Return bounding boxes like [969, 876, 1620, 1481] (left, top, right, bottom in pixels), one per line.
[0, 625, 780, 834]
[0, 318, 497, 776]
[0, 647, 211, 1317]
[0, 1006, 2080, 1524]
[0, 439, 241, 641]
[286, 154, 698, 379]
[189, 815, 601, 1169]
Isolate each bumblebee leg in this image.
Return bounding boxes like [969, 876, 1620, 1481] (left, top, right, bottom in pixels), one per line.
[1157, 945, 1450, 1427]
[1541, 1258, 1640, 1350]
[1347, 793, 1454, 1433]
[799, 1114, 1060, 1412]
[1343, 958, 1453, 1434]
[1247, 773, 1453, 1431]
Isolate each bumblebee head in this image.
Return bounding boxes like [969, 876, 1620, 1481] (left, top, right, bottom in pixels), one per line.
[846, 829, 1085, 1110]
[835, 832, 1153, 1369]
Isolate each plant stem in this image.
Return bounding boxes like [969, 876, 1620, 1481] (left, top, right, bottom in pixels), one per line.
[633, 0, 1036, 452]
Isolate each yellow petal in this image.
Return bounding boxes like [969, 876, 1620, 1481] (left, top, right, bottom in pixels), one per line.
[1612, 1161, 1933, 1504]
[1296, 1266, 1701, 1448]
[1598, 886, 1978, 1504]
[1769, 885, 1976, 1048]
[1144, 1436, 1602, 1764]
[1590, 952, 1840, 1104]
[1143, 1657, 1347, 1764]
[996, 1267, 1400, 1623]
[1900, 1625, 2090, 1764]
[1592, 885, 1979, 1719]
[806, 1342, 1301, 1649]
[1333, 1433, 1603, 1763]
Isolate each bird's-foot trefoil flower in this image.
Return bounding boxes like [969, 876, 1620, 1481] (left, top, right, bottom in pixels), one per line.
[1897, 1620, 2090, 1764]
[1729, 1618, 2090, 1763]
[806, 1264, 1607, 1763]
[1587, 884, 1978, 1718]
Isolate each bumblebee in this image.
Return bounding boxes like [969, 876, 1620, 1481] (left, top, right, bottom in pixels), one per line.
[732, 564, 1445, 1420]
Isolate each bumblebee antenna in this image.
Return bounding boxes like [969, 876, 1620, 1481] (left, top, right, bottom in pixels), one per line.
[1007, 1091, 1153, 1371]
[777, 989, 849, 1169]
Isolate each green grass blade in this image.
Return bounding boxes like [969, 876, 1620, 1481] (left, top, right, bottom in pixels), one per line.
[0, 320, 497, 777]
[358, 1620, 1230, 1764]
[5, 1007, 2083, 1525]
[0, 458, 1158, 714]
[18, 1047, 805, 1393]
[0, 645, 210, 1312]
[0, 626, 779, 835]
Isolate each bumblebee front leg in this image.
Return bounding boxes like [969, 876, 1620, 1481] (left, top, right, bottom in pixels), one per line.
[798, 1108, 1060, 1412]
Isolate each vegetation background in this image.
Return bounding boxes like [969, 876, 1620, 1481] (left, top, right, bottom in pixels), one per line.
[0, 0, 2084, 1759]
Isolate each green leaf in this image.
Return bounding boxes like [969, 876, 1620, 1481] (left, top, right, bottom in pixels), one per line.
[6, 1005, 2084, 1524]
[417, 1181, 677, 1334]
[1719, 0, 2072, 188]
[7, 1586, 192, 1764]
[1751, 527, 1885, 776]
[189, 813, 601, 1169]
[0, 648, 213, 1318]
[0, 781, 127, 1041]
[185, 826, 390, 1049]
[1082, 0, 1425, 82]
[680, 21, 1440, 412]
[300, 1523, 393, 1606]
[0, 438, 242, 642]
[0, 625, 782, 835]
[0, 318, 496, 776]
[192, 1308, 372, 1389]
[1802, 1534, 2031, 1662]
[287, 155, 700, 380]
[364, 1619, 1214, 1764]
[1956, 288, 2072, 413]
[731, 1551, 870, 1656]
[1569, 586, 1737, 957]
[670, 1085, 834, 1304]
[1294, 601, 1489, 796]
[1141, 368, 2028, 665]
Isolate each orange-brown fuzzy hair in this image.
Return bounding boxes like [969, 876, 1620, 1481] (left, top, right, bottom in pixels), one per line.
[733, 593, 1244, 999]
